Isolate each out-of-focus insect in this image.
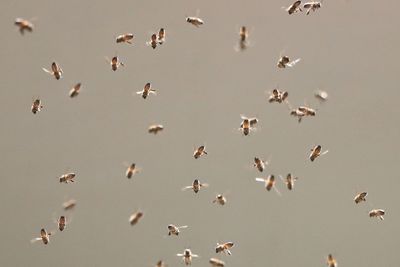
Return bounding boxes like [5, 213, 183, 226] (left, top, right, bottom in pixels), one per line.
[209, 258, 225, 267]
[237, 26, 249, 51]
[63, 199, 77, 211]
[116, 33, 134, 44]
[193, 145, 207, 159]
[42, 62, 63, 80]
[298, 106, 316, 116]
[277, 55, 301, 68]
[69, 83, 81, 98]
[106, 56, 124, 71]
[125, 163, 140, 178]
[31, 228, 52, 245]
[158, 28, 166, 44]
[155, 260, 167, 267]
[284, 0, 302, 14]
[137, 82, 156, 99]
[315, 90, 328, 102]
[215, 242, 234, 255]
[268, 88, 289, 103]
[167, 224, 188, 236]
[148, 124, 164, 134]
[290, 108, 306, 123]
[239, 115, 258, 136]
[213, 194, 227, 205]
[309, 145, 328, 162]
[59, 173, 76, 183]
[183, 179, 209, 193]
[280, 173, 298, 190]
[369, 209, 385, 220]
[326, 254, 337, 267]
[253, 157, 269, 172]
[15, 18, 34, 34]
[129, 211, 144, 225]
[177, 249, 199, 265]
[147, 33, 158, 49]
[56, 216, 67, 231]
[354, 192, 367, 204]
[303, 1, 322, 15]
[255, 175, 280, 195]
[186, 16, 204, 27]
[31, 99, 43, 114]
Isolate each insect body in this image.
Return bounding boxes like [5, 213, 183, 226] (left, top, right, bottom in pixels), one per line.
[186, 17, 204, 27]
[59, 173, 76, 183]
[209, 258, 225, 267]
[148, 124, 164, 134]
[285, 0, 302, 14]
[309, 145, 328, 162]
[303, 1, 322, 15]
[15, 18, 34, 34]
[215, 242, 234, 255]
[129, 211, 144, 225]
[42, 62, 63, 80]
[116, 33, 134, 44]
[238, 26, 249, 51]
[167, 224, 188, 236]
[137, 82, 156, 99]
[354, 192, 367, 204]
[63, 199, 77, 210]
[183, 179, 209, 193]
[107, 56, 124, 71]
[281, 173, 298, 190]
[253, 157, 268, 172]
[193, 145, 207, 159]
[148, 33, 158, 49]
[327, 254, 337, 267]
[213, 194, 227, 205]
[255, 175, 280, 194]
[277, 56, 301, 68]
[239, 115, 258, 136]
[69, 83, 81, 98]
[155, 260, 167, 267]
[31, 228, 52, 245]
[177, 249, 199, 265]
[57, 216, 67, 231]
[125, 163, 140, 178]
[158, 28, 166, 44]
[31, 99, 43, 114]
[369, 209, 385, 220]
[268, 88, 289, 103]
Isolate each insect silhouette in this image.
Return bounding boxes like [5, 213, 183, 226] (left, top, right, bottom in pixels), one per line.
[177, 249, 199, 265]
[136, 82, 156, 99]
[354, 192, 367, 204]
[129, 211, 144, 225]
[277, 55, 301, 68]
[253, 157, 269, 172]
[186, 16, 204, 27]
[15, 18, 34, 34]
[237, 26, 249, 51]
[56, 216, 67, 231]
[125, 163, 140, 179]
[42, 62, 63, 80]
[209, 258, 225, 267]
[215, 242, 234, 255]
[147, 33, 158, 49]
[239, 115, 258, 136]
[280, 173, 298, 190]
[193, 145, 207, 159]
[106, 56, 124, 71]
[31, 228, 52, 245]
[213, 194, 227, 205]
[167, 224, 188, 236]
[31, 99, 43, 114]
[182, 179, 209, 193]
[69, 83, 81, 98]
[155, 260, 167, 267]
[309, 145, 328, 162]
[369, 209, 385, 220]
[158, 28, 166, 44]
[303, 1, 322, 15]
[255, 175, 281, 195]
[268, 88, 289, 104]
[284, 0, 302, 14]
[148, 124, 164, 134]
[63, 199, 77, 211]
[326, 254, 337, 267]
[116, 33, 134, 44]
[59, 173, 76, 183]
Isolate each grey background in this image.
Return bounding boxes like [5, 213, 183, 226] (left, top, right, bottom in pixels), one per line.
[0, 0, 399, 266]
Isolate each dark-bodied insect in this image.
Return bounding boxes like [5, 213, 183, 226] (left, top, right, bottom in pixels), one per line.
[125, 163, 140, 178]
[59, 173, 76, 183]
[209, 258, 225, 267]
[43, 62, 63, 80]
[253, 157, 268, 172]
[193, 145, 207, 159]
[237, 26, 249, 51]
[177, 249, 199, 265]
[116, 33, 134, 44]
[327, 254, 337, 267]
[63, 199, 77, 211]
[31, 228, 52, 245]
[136, 82, 156, 99]
[167, 224, 188, 236]
[268, 88, 289, 103]
[213, 194, 227, 205]
[298, 106, 316, 116]
[315, 90, 328, 102]
[57, 216, 67, 231]
[281, 173, 298, 190]
[186, 16, 204, 27]
[147, 33, 158, 49]
[31, 99, 43, 114]
[277, 55, 301, 68]
[15, 18, 34, 34]
[69, 83, 81, 98]
[106, 56, 124, 71]
[290, 108, 306, 123]
[183, 179, 209, 193]
[255, 175, 280, 195]
[284, 0, 302, 14]
[354, 192, 367, 204]
[129, 211, 144, 225]
[155, 260, 167, 267]
[369, 209, 385, 220]
[148, 124, 164, 134]
[239, 115, 258, 136]
[309, 145, 328, 162]
[158, 28, 166, 44]
[303, 1, 322, 15]
[215, 242, 234, 255]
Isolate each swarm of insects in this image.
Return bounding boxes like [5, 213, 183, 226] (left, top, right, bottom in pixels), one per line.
[186, 16, 204, 27]
[158, 28, 166, 44]
[167, 224, 188, 236]
[284, 0, 302, 14]
[15, 18, 34, 34]
[327, 254, 337, 267]
[303, 1, 322, 15]
[280, 173, 298, 190]
[193, 145, 207, 159]
[31, 228, 52, 245]
[69, 83, 81, 98]
[125, 163, 140, 178]
[209, 258, 225, 267]
[239, 115, 258, 136]
[215, 242, 234, 255]
[268, 88, 289, 104]
[183, 179, 209, 193]
[148, 124, 164, 134]
[63, 199, 77, 211]
[213, 194, 227, 205]
[253, 157, 268, 172]
[59, 173, 76, 183]
[277, 55, 301, 68]
[43, 62, 63, 80]
[354, 192, 367, 204]
[106, 56, 124, 71]
[129, 211, 144, 225]
[255, 175, 280, 194]
[309, 145, 328, 162]
[369, 209, 385, 220]
[137, 82, 156, 99]
[31, 99, 43, 114]
[116, 33, 134, 44]
[177, 249, 199, 265]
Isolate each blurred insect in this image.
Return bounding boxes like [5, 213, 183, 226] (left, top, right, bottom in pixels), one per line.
[239, 115, 258, 136]
[213, 194, 227, 205]
[209, 258, 225, 267]
[59, 173, 76, 183]
[69, 83, 81, 98]
[284, 0, 302, 14]
[290, 105, 316, 122]
[155, 260, 167, 267]
[56, 216, 67, 231]
[177, 249, 199, 265]
[125, 163, 140, 178]
[369, 209, 385, 220]
[158, 28, 166, 44]
[290, 108, 306, 122]
[280, 173, 298, 190]
[31, 99, 43, 114]
[255, 175, 280, 195]
[268, 88, 289, 104]
[215, 242, 234, 255]
[253, 157, 268, 172]
[167, 224, 188, 236]
[106, 56, 124, 71]
[277, 55, 301, 68]
[63, 199, 77, 211]
[147, 33, 158, 49]
[237, 26, 249, 51]
[15, 18, 34, 34]
[315, 90, 328, 102]
[326, 254, 337, 267]
[354, 192, 367, 204]
[309, 145, 328, 162]
[137, 82, 156, 99]
[42, 62, 63, 80]
[182, 179, 209, 193]
[31, 228, 52, 245]
[186, 16, 204, 27]
[148, 124, 164, 134]
[116, 33, 134, 44]
[193, 145, 207, 159]
[303, 1, 322, 15]
[129, 211, 144, 225]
